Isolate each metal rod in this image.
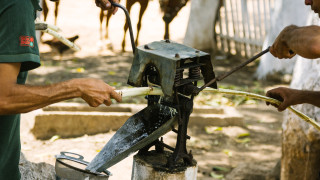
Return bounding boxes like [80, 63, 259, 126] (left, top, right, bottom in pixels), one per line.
[196, 46, 270, 93]
[157, 141, 175, 152]
[110, 1, 136, 54]
[172, 128, 190, 139]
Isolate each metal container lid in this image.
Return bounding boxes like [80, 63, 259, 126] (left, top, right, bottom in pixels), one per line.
[55, 152, 110, 180]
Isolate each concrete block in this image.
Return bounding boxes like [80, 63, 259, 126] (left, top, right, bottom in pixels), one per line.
[190, 106, 244, 127]
[32, 103, 243, 139]
[33, 111, 132, 139]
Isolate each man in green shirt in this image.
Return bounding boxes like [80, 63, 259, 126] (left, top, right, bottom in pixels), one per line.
[0, 0, 120, 179]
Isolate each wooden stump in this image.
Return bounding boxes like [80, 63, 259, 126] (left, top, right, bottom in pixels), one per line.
[281, 109, 320, 180]
[131, 151, 198, 180]
[281, 38, 320, 179]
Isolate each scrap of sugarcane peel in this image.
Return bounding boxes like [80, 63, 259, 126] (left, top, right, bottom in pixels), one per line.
[35, 19, 61, 32]
[115, 87, 320, 131]
[41, 28, 81, 52]
[35, 21, 80, 52]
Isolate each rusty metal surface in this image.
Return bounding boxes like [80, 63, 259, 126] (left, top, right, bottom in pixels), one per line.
[127, 40, 217, 97]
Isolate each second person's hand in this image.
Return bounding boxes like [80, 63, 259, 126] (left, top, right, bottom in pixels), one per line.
[270, 25, 297, 59]
[95, 0, 119, 14]
[266, 87, 301, 112]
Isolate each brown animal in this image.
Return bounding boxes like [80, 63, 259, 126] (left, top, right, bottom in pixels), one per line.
[159, 0, 189, 40]
[43, 35, 79, 56]
[99, 0, 149, 51]
[42, 0, 60, 25]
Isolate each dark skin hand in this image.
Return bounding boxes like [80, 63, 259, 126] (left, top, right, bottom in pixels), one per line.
[95, 0, 119, 14]
[266, 0, 320, 111]
[266, 87, 320, 111]
[270, 0, 320, 59]
[270, 25, 320, 59]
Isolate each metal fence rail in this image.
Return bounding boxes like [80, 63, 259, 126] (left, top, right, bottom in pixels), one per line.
[214, 0, 275, 58]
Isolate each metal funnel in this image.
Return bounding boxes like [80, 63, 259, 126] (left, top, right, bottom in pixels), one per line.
[85, 104, 177, 173]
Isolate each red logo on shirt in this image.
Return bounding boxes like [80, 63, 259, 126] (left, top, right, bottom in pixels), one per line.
[20, 36, 34, 47]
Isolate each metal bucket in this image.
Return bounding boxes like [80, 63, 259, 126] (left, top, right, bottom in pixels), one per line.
[55, 152, 110, 180]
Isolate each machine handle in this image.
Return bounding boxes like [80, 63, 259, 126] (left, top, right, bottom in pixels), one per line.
[195, 46, 270, 93]
[57, 152, 88, 165]
[110, 0, 136, 54]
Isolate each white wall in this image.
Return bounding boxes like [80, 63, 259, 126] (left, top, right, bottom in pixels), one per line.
[183, 0, 219, 50]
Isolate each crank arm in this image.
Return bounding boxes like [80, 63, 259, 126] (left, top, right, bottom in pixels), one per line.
[109, 0, 136, 53]
[194, 46, 270, 94]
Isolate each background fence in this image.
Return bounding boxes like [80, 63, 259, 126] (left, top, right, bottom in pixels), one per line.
[214, 0, 275, 58]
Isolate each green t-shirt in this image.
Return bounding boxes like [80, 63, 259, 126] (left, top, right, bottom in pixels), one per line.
[0, 0, 41, 179]
[0, 72, 28, 180]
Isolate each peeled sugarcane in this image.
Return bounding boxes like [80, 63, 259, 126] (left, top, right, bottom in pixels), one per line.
[115, 86, 320, 131]
[115, 87, 163, 98]
[35, 20, 80, 52]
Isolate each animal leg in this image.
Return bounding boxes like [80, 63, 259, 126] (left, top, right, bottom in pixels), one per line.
[99, 9, 105, 41]
[54, 1, 60, 25]
[42, 0, 49, 21]
[105, 10, 113, 40]
[122, 1, 134, 52]
[135, 1, 149, 46]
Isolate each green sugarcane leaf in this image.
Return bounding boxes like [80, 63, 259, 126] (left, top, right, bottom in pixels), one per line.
[210, 172, 224, 179]
[237, 132, 250, 138]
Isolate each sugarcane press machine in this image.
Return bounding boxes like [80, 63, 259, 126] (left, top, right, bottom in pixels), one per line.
[55, 1, 269, 179]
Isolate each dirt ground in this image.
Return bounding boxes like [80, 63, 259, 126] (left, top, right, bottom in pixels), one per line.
[21, 0, 289, 179]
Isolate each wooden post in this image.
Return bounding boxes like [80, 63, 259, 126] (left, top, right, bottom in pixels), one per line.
[131, 151, 198, 180]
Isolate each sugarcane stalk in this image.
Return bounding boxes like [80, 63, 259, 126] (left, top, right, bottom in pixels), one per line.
[203, 88, 320, 131]
[115, 87, 163, 98]
[115, 87, 320, 131]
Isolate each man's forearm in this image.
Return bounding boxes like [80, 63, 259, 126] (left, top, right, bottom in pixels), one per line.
[288, 25, 320, 59]
[0, 79, 80, 114]
[297, 90, 320, 108]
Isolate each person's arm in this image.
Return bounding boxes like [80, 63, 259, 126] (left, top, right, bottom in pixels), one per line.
[266, 87, 320, 111]
[270, 25, 320, 59]
[95, 0, 119, 14]
[0, 63, 121, 115]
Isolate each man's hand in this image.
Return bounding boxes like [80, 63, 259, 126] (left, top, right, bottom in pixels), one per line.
[0, 63, 121, 114]
[72, 78, 122, 107]
[95, 0, 119, 14]
[266, 87, 302, 111]
[270, 25, 297, 59]
[270, 25, 320, 59]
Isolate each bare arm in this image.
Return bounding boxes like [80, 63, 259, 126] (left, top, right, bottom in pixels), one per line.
[0, 63, 121, 115]
[270, 25, 320, 59]
[266, 87, 320, 111]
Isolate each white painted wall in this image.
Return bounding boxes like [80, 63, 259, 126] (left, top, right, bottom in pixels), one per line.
[183, 0, 220, 50]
